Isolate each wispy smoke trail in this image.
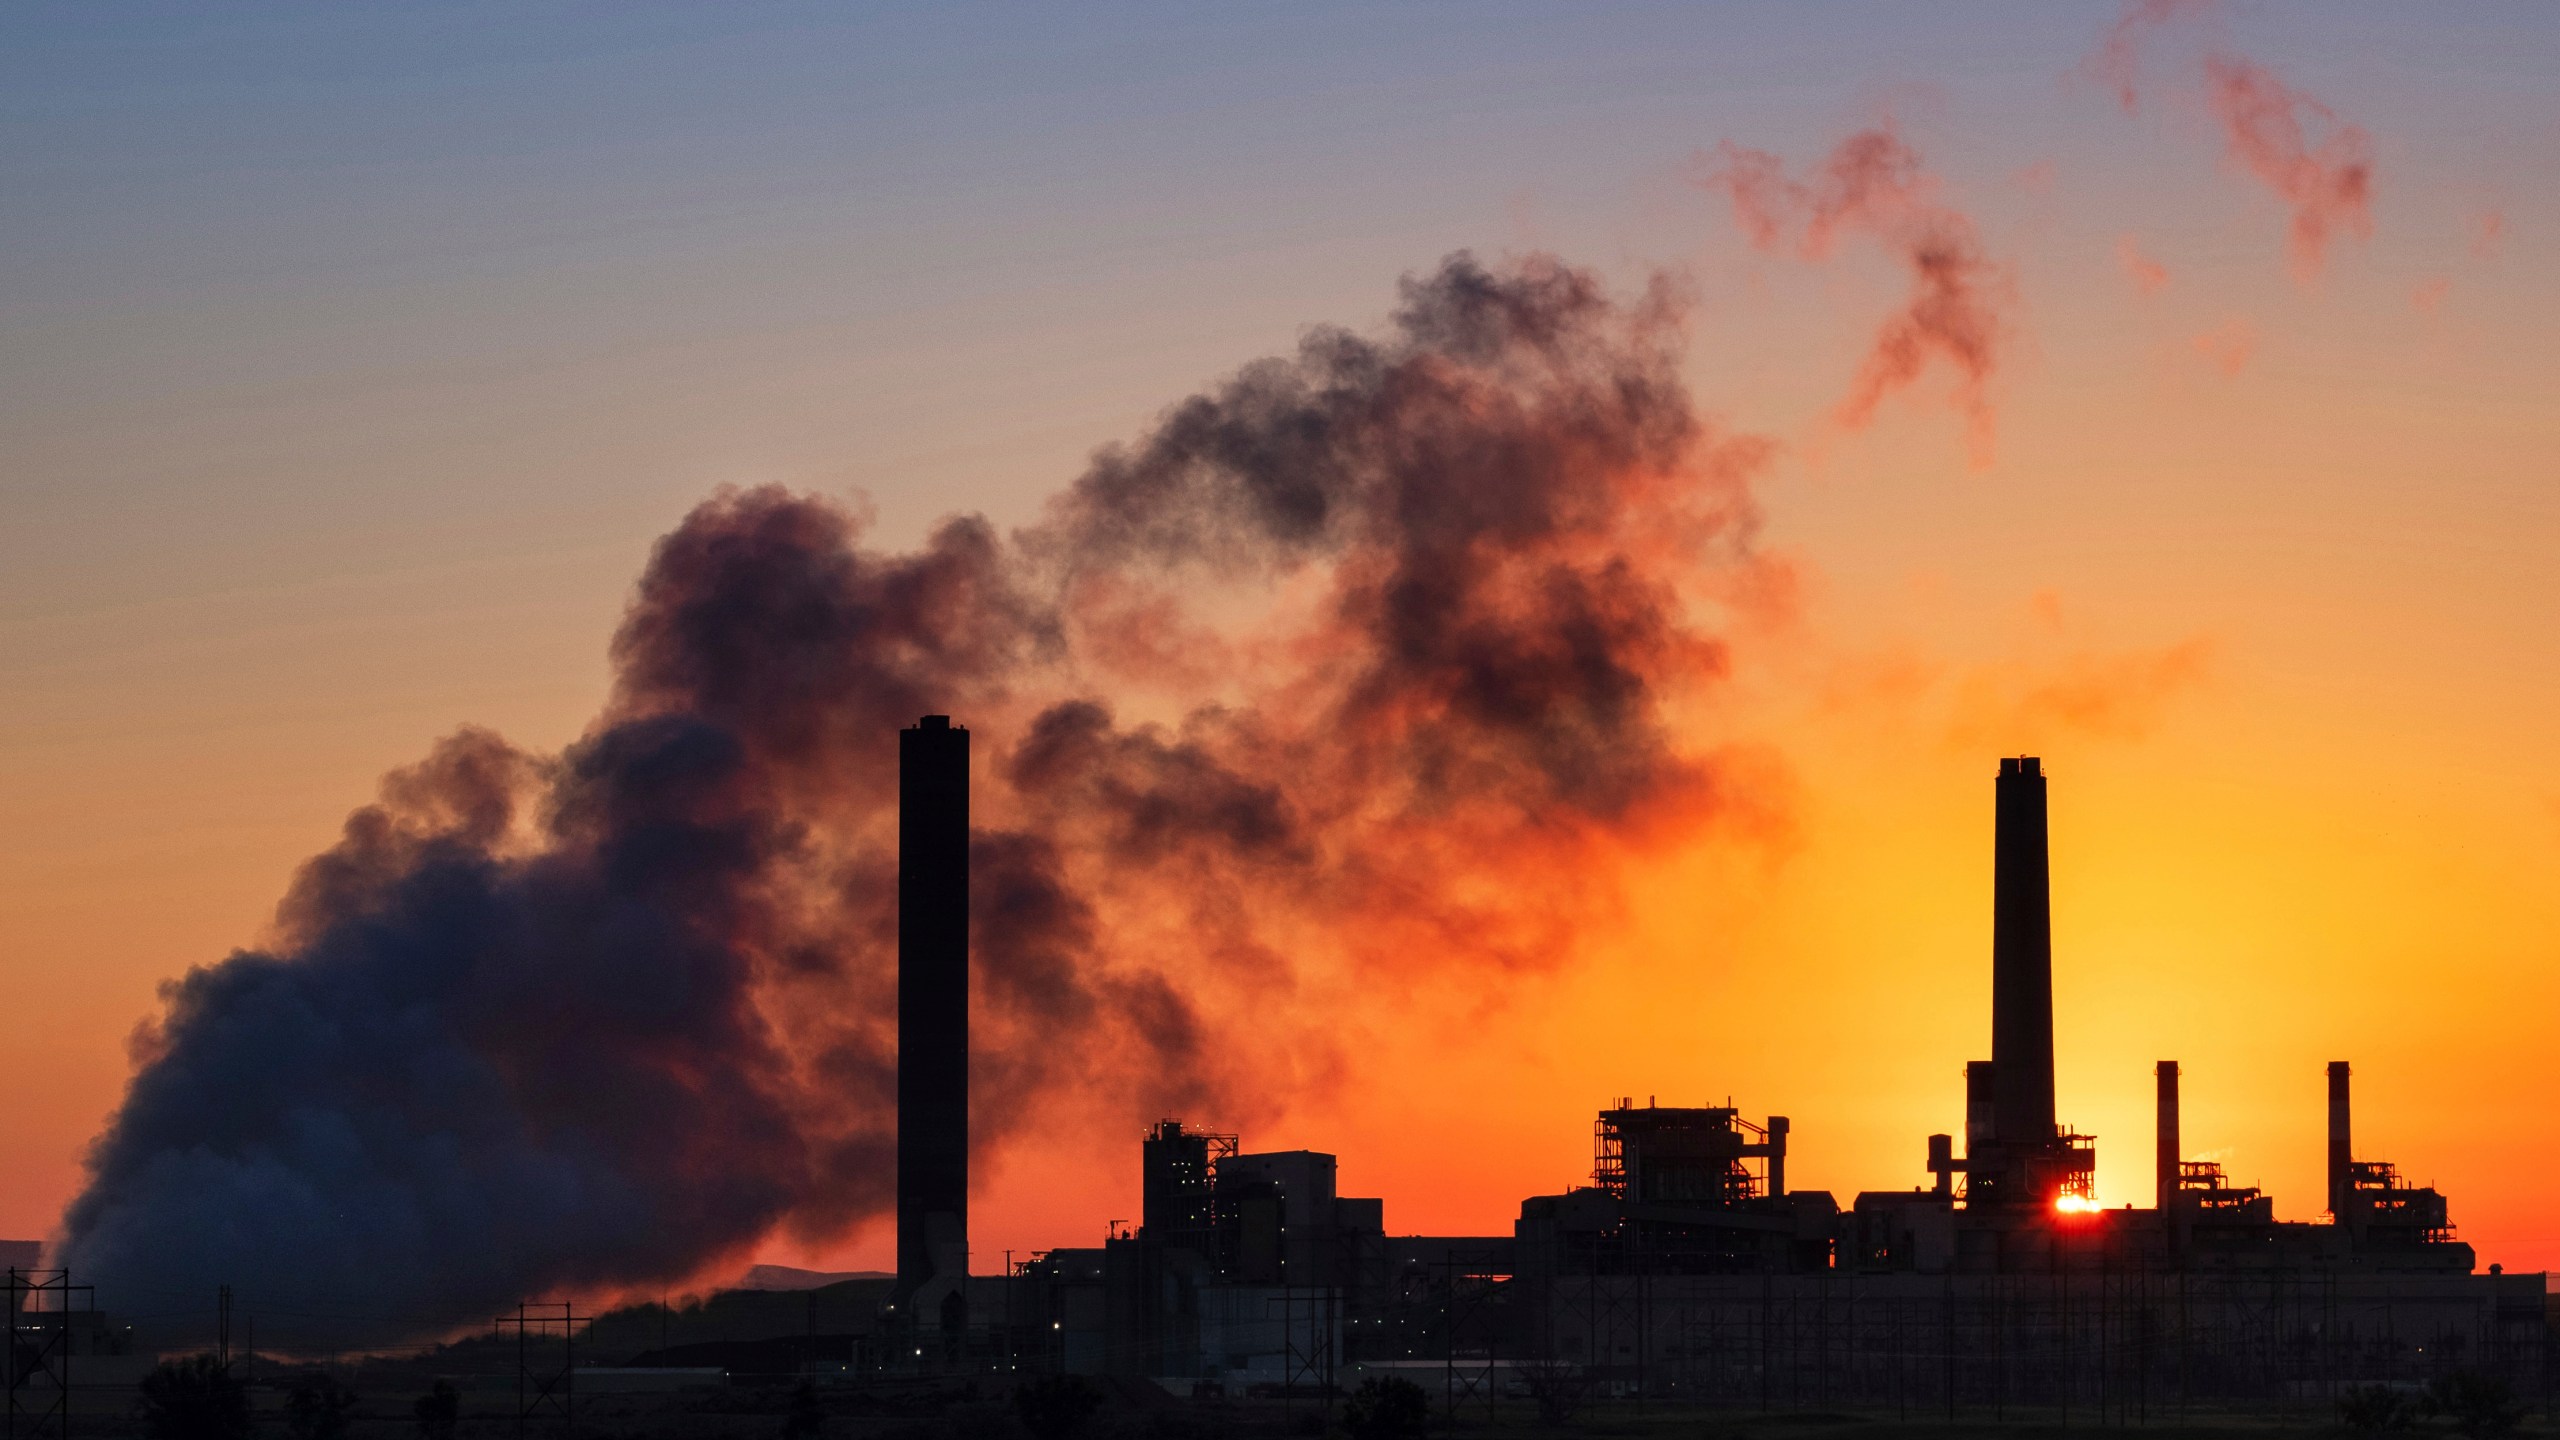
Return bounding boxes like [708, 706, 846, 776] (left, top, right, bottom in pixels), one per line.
[62, 253, 1774, 1348]
[2201, 57, 2374, 281]
[2470, 210, 2506, 261]
[1702, 126, 2010, 466]
[2080, 2, 2375, 280]
[2079, 0, 2215, 117]
[2190, 316, 2257, 377]
[2116, 235, 2171, 296]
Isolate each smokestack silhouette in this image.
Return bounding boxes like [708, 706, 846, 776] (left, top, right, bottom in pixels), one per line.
[899, 717, 970, 1317]
[1991, 757, 2056, 1148]
[2156, 1060, 2180, 1210]
[2327, 1060, 2352, 1216]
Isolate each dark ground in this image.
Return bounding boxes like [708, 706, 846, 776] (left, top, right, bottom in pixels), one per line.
[33, 1371, 2560, 1440]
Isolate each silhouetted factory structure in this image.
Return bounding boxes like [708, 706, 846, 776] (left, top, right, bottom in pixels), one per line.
[894, 715, 972, 1335]
[884, 733, 2548, 1407]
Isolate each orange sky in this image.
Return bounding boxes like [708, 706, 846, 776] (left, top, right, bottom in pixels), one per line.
[4, 3, 2557, 1296]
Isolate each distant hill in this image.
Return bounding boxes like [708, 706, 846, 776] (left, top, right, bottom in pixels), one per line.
[580, 1273, 894, 1365]
[734, 1264, 892, 1291]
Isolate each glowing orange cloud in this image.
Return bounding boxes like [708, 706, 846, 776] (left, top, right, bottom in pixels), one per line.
[1702, 125, 2010, 467]
[2117, 235, 2171, 295]
[2411, 277, 2450, 316]
[1812, 597, 2214, 754]
[1948, 637, 2214, 746]
[2191, 317, 2257, 376]
[2470, 209, 2507, 261]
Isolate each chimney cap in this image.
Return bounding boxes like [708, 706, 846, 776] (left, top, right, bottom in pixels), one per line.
[1998, 755, 2043, 777]
[913, 714, 955, 731]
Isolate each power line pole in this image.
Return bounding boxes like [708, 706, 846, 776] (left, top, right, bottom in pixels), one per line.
[496, 1302, 576, 1440]
[6, 1268, 87, 1440]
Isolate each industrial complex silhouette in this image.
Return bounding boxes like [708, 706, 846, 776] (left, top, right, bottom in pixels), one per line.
[6, 725, 2547, 1421]
[879, 724, 2544, 1405]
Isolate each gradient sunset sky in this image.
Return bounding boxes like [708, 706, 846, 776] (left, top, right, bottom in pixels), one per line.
[6, 0, 2558, 1289]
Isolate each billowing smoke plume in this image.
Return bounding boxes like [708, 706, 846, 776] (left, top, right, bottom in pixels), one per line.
[62, 253, 1773, 1348]
[1701, 125, 2010, 466]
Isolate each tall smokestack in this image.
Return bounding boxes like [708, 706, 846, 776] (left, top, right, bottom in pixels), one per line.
[898, 716, 970, 1314]
[2156, 1061, 2180, 1210]
[1991, 757, 2056, 1149]
[2327, 1060, 2351, 1217]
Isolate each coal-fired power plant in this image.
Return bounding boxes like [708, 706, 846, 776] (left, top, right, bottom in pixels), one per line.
[75, 740, 2506, 1407]
[528, 742, 2543, 1405]
[896, 715, 970, 1332]
[898, 751, 2545, 1403]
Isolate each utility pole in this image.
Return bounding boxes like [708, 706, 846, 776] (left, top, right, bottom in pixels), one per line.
[7, 1268, 88, 1440]
[497, 1302, 576, 1440]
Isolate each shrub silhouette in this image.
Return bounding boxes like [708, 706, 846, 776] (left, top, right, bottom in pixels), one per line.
[1014, 1374, 1103, 1440]
[2420, 1371, 2525, 1438]
[413, 1380, 461, 1440]
[1341, 1376, 1430, 1440]
[1514, 1358, 1590, 1427]
[137, 1356, 250, 1440]
[2336, 1382, 2416, 1432]
[781, 1380, 826, 1439]
[286, 1372, 359, 1440]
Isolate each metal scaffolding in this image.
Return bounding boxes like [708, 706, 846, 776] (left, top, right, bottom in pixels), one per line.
[4, 1270, 85, 1440]
[495, 1301, 576, 1440]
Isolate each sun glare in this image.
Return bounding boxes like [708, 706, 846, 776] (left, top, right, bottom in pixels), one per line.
[2053, 1194, 2102, 1215]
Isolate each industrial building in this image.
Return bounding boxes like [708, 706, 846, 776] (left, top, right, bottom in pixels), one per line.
[897, 742, 2546, 1407]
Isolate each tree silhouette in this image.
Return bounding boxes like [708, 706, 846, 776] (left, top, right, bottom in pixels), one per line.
[285, 1372, 358, 1440]
[413, 1379, 461, 1440]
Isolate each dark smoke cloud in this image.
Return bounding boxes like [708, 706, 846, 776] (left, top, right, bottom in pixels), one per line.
[63, 253, 1773, 1348]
